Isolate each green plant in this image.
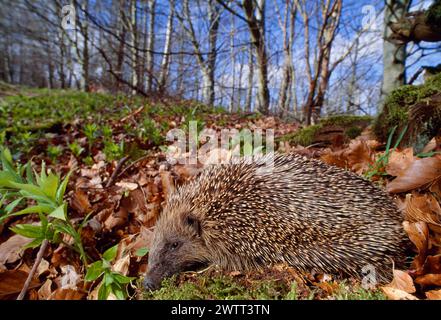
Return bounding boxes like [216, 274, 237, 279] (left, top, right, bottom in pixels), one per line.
[68, 141, 85, 158]
[47, 145, 63, 163]
[364, 125, 408, 180]
[139, 118, 164, 146]
[84, 156, 94, 166]
[84, 123, 98, 152]
[85, 244, 135, 300]
[101, 125, 113, 140]
[0, 147, 88, 265]
[103, 140, 124, 161]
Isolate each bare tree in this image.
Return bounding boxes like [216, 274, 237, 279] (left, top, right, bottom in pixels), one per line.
[242, 0, 270, 114]
[158, 0, 174, 93]
[130, 0, 138, 95]
[145, 0, 156, 92]
[176, 0, 221, 106]
[381, 0, 410, 102]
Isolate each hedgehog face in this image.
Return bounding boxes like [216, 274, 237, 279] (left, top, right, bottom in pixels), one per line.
[143, 212, 210, 290]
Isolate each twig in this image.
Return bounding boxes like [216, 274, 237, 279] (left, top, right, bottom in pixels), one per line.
[117, 154, 152, 179]
[105, 156, 130, 188]
[120, 106, 145, 123]
[17, 239, 49, 300]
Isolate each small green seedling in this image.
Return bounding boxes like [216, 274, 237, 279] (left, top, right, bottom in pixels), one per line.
[85, 244, 135, 300]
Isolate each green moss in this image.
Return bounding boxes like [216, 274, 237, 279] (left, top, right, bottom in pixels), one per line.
[320, 115, 373, 127]
[141, 268, 386, 300]
[285, 124, 322, 146]
[281, 115, 372, 147]
[331, 282, 386, 300]
[345, 126, 363, 139]
[373, 72, 441, 149]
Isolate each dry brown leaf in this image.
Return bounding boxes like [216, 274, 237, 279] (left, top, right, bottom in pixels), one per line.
[0, 235, 33, 269]
[426, 289, 441, 300]
[386, 148, 414, 177]
[381, 287, 419, 300]
[346, 140, 376, 174]
[37, 279, 53, 300]
[403, 221, 429, 271]
[49, 288, 85, 300]
[0, 270, 40, 299]
[424, 255, 441, 274]
[103, 207, 129, 231]
[36, 259, 50, 278]
[403, 193, 441, 226]
[112, 254, 130, 276]
[387, 155, 441, 193]
[70, 189, 92, 214]
[320, 149, 347, 169]
[126, 226, 154, 256]
[415, 273, 441, 286]
[388, 269, 416, 293]
[116, 181, 139, 191]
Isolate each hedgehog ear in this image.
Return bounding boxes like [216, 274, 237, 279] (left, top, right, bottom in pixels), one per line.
[186, 215, 202, 237]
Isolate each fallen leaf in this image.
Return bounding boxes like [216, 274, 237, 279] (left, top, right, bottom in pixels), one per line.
[381, 287, 419, 300]
[0, 235, 33, 269]
[70, 189, 92, 215]
[415, 273, 441, 286]
[37, 279, 53, 300]
[49, 288, 85, 300]
[386, 148, 414, 177]
[403, 221, 429, 272]
[387, 155, 441, 193]
[426, 289, 441, 300]
[388, 269, 416, 293]
[403, 194, 441, 227]
[116, 181, 139, 191]
[103, 207, 129, 231]
[0, 270, 40, 299]
[345, 140, 376, 174]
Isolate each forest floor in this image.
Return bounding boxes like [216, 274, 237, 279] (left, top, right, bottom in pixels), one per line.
[0, 84, 440, 300]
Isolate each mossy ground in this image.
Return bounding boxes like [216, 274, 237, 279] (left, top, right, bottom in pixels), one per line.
[0, 84, 225, 159]
[280, 115, 373, 146]
[373, 73, 441, 150]
[141, 267, 385, 300]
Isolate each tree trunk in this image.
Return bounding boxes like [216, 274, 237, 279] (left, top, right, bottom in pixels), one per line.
[158, 0, 174, 93]
[245, 40, 254, 112]
[243, 0, 270, 114]
[146, 0, 156, 92]
[130, 0, 138, 95]
[381, 0, 410, 104]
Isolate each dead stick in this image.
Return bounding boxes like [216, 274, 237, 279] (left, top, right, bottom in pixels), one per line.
[17, 239, 49, 300]
[106, 156, 130, 188]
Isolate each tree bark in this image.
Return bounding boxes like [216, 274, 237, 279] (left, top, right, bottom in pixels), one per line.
[158, 0, 174, 93]
[243, 0, 270, 114]
[130, 0, 138, 95]
[381, 0, 410, 103]
[146, 0, 156, 92]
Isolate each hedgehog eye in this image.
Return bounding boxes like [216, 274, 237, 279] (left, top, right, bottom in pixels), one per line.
[170, 242, 180, 250]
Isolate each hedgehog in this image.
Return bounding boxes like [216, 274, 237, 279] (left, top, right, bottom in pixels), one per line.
[143, 153, 408, 290]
